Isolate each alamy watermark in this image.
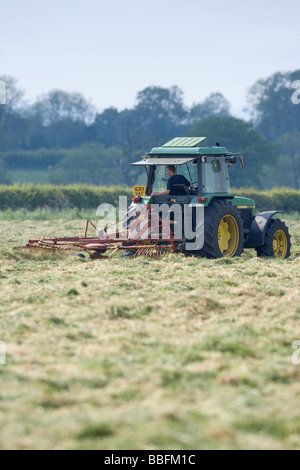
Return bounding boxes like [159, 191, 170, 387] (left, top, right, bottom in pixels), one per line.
[292, 340, 300, 365]
[96, 196, 204, 251]
[291, 80, 300, 105]
[0, 341, 6, 365]
[0, 79, 6, 105]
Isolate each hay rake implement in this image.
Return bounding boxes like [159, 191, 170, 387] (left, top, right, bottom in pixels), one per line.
[20, 207, 182, 259]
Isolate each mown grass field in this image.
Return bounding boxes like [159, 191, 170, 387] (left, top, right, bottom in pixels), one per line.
[0, 212, 299, 450]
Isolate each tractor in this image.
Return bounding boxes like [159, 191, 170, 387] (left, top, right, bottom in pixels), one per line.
[23, 137, 291, 259]
[128, 136, 291, 259]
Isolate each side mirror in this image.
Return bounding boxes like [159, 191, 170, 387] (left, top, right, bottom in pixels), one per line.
[225, 156, 236, 167]
[239, 154, 245, 169]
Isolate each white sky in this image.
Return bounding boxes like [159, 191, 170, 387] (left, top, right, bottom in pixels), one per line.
[0, 0, 299, 118]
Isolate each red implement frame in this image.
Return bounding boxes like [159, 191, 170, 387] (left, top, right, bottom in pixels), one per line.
[24, 205, 184, 258]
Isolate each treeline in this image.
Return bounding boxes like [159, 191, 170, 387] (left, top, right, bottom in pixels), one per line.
[0, 184, 299, 212]
[0, 71, 299, 189]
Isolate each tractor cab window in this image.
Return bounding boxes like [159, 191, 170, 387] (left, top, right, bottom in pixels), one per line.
[203, 156, 230, 193]
[151, 160, 198, 194]
[151, 166, 167, 193]
[178, 161, 198, 191]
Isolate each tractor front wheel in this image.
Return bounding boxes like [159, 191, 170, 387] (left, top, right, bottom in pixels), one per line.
[256, 219, 291, 259]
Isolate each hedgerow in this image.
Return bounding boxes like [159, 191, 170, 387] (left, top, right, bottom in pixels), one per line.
[0, 184, 299, 212]
[0, 184, 132, 210]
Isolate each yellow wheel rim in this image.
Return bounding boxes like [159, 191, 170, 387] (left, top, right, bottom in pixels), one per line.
[218, 214, 239, 257]
[273, 230, 287, 258]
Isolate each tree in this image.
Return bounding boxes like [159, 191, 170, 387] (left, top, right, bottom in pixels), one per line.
[0, 75, 25, 113]
[48, 143, 122, 185]
[91, 86, 188, 185]
[91, 107, 144, 185]
[247, 70, 300, 141]
[91, 107, 120, 148]
[0, 158, 10, 184]
[187, 116, 279, 188]
[0, 111, 36, 151]
[136, 85, 187, 124]
[0, 76, 32, 151]
[33, 90, 95, 125]
[280, 132, 300, 189]
[30, 90, 95, 149]
[261, 131, 300, 189]
[189, 93, 231, 125]
[135, 86, 187, 144]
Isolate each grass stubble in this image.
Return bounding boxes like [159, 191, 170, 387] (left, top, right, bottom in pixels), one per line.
[0, 214, 299, 450]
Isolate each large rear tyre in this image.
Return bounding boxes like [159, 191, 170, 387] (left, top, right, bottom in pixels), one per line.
[256, 218, 291, 259]
[190, 199, 244, 259]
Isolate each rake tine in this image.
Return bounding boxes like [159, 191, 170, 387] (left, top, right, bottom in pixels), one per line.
[108, 247, 119, 258]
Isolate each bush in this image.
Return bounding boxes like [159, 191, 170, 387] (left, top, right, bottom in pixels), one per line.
[234, 187, 300, 212]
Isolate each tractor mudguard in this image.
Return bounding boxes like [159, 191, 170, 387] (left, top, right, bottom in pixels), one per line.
[244, 211, 282, 248]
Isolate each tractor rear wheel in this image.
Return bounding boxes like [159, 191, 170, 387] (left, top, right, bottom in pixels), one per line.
[256, 218, 291, 259]
[192, 199, 244, 259]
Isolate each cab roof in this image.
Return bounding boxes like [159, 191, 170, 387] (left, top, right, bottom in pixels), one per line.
[148, 137, 231, 156]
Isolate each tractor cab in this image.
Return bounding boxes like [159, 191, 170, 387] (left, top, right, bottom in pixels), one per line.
[131, 137, 244, 206]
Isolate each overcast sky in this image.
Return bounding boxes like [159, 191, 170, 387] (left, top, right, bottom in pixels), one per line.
[0, 0, 299, 117]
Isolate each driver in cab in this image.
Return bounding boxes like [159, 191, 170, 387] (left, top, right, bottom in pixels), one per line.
[151, 165, 193, 197]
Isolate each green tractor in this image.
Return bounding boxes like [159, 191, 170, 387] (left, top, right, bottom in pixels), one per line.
[130, 137, 291, 259]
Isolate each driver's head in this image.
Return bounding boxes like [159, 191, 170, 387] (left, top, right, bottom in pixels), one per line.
[166, 165, 176, 176]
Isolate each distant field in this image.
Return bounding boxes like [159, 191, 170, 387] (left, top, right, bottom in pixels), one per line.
[0, 214, 299, 449]
[7, 169, 52, 185]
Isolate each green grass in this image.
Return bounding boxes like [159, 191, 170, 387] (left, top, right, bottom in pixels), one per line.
[0, 207, 98, 221]
[0, 215, 299, 449]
